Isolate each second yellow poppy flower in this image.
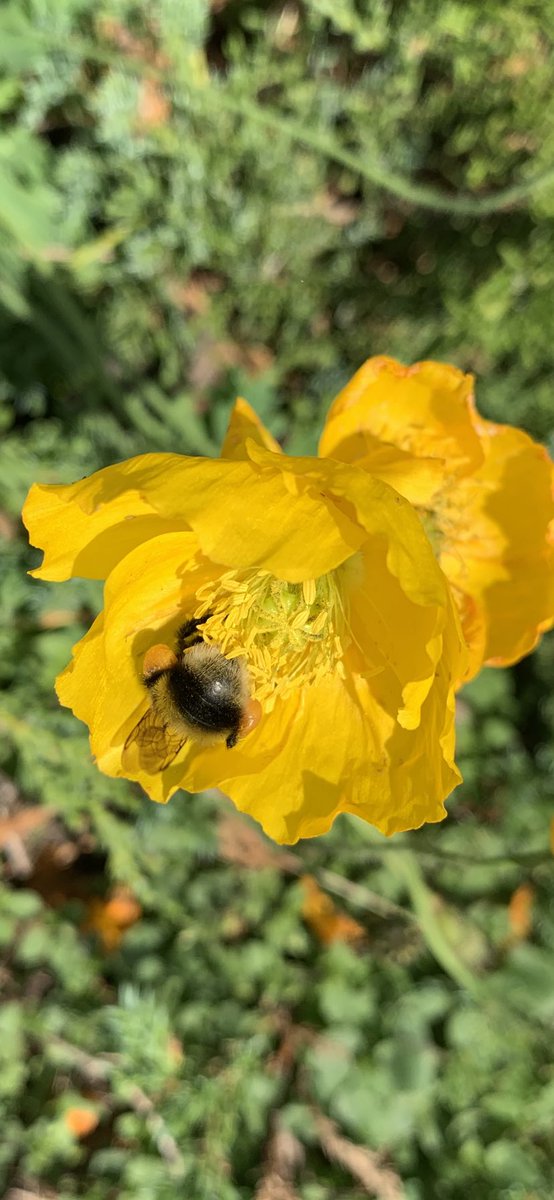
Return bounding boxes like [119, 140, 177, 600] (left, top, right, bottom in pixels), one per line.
[320, 357, 554, 681]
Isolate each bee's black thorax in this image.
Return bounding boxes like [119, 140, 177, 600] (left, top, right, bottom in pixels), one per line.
[167, 659, 242, 742]
[144, 615, 244, 749]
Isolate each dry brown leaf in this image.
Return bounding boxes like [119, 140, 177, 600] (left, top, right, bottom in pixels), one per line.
[167, 1035, 184, 1066]
[0, 806, 54, 849]
[97, 17, 169, 68]
[287, 188, 360, 226]
[268, 1021, 314, 1078]
[383, 211, 406, 239]
[166, 269, 225, 314]
[137, 78, 170, 128]
[6, 1191, 57, 1200]
[501, 50, 542, 78]
[34, 245, 72, 264]
[255, 1174, 299, 1200]
[321, 196, 361, 227]
[0, 770, 18, 814]
[371, 259, 399, 286]
[315, 1113, 404, 1200]
[189, 337, 274, 391]
[0, 511, 17, 540]
[241, 344, 275, 374]
[301, 875, 365, 946]
[2, 835, 32, 878]
[273, 4, 300, 51]
[167, 280, 210, 315]
[39, 609, 80, 630]
[406, 35, 431, 60]
[255, 1123, 304, 1200]
[189, 338, 240, 391]
[218, 812, 297, 872]
[503, 133, 537, 153]
[22, 834, 105, 909]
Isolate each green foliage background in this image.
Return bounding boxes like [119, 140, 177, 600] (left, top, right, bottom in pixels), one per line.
[0, 1, 553, 1197]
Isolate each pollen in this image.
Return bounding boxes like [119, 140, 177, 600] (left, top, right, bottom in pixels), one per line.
[194, 569, 349, 709]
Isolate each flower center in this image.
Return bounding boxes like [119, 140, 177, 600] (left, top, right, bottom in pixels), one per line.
[193, 568, 348, 709]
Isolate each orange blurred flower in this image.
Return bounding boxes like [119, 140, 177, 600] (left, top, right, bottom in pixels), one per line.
[83, 885, 142, 951]
[320, 357, 554, 681]
[507, 882, 534, 942]
[64, 1107, 100, 1138]
[301, 875, 365, 945]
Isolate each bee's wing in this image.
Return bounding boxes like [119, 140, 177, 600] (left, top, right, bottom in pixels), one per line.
[123, 706, 187, 772]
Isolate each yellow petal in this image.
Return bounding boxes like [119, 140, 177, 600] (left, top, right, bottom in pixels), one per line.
[24, 452, 368, 584]
[538, 511, 554, 636]
[245, 442, 442, 599]
[340, 536, 448, 730]
[243, 443, 466, 726]
[214, 665, 457, 843]
[448, 586, 487, 684]
[319, 413, 445, 507]
[28, 441, 449, 593]
[55, 612, 111, 753]
[440, 423, 554, 668]
[318, 455, 457, 614]
[221, 396, 282, 460]
[320, 356, 483, 478]
[22, 463, 188, 582]
[56, 531, 214, 774]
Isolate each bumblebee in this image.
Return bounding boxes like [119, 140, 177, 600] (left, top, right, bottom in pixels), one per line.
[124, 617, 262, 771]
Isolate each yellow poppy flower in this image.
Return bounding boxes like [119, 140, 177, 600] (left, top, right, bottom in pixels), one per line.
[320, 357, 554, 681]
[22, 399, 465, 844]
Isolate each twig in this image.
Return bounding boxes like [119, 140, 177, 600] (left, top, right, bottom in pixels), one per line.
[201, 90, 554, 218]
[2, 835, 33, 878]
[14, 31, 554, 218]
[0, 769, 19, 814]
[314, 866, 417, 923]
[255, 1119, 304, 1200]
[6, 1191, 53, 1200]
[315, 1113, 405, 1200]
[47, 1035, 116, 1083]
[346, 841, 553, 869]
[6, 1192, 47, 1200]
[217, 812, 415, 923]
[126, 1085, 185, 1175]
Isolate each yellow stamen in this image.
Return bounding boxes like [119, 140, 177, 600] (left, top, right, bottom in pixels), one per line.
[302, 579, 316, 605]
[194, 568, 349, 709]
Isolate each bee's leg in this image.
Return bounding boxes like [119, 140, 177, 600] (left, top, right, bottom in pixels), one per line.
[144, 667, 170, 691]
[225, 723, 241, 750]
[176, 614, 211, 657]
